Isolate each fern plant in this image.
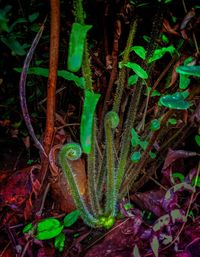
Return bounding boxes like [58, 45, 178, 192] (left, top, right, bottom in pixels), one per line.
[58, 0, 198, 229]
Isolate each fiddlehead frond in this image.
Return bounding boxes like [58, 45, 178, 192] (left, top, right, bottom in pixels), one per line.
[59, 143, 100, 227]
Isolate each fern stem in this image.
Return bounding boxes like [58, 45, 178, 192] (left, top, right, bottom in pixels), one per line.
[59, 144, 100, 227]
[104, 112, 119, 216]
[87, 118, 103, 216]
[112, 19, 137, 114]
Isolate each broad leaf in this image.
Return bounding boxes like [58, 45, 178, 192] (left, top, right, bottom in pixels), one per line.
[130, 46, 146, 60]
[35, 218, 64, 240]
[14, 67, 85, 88]
[63, 210, 80, 227]
[176, 65, 200, 77]
[148, 45, 175, 63]
[125, 62, 148, 79]
[54, 233, 65, 252]
[159, 92, 191, 110]
[128, 74, 138, 86]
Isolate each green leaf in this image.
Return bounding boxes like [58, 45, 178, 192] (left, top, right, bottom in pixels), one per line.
[131, 151, 141, 163]
[172, 172, 185, 183]
[80, 90, 101, 154]
[1, 37, 26, 56]
[148, 45, 175, 63]
[195, 135, 200, 147]
[176, 65, 200, 77]
[164, 0, 173, 3]
[140, 140, 148, 150]
[63, 210, 80, 227]
[131, 128, 141, 147]
[150, 119, 160, 131]
[23, 223, 34, 234]
[151, 90, 161, 97]
[128, 74, 138, 86]
[28, 12, 39, 22]
[167, 118, 177, 125]
[149, 151, 156, 159]
[159, 92, 191, 110]
[35, 218, 64, 240]
[0, 5, 11, 32]
[130, 46, 146, 60]
[54, 233, 65, 252]
[161, 34, 169, 44]
[14, 67, 85, 88]
[67, 23, 92, 72]
[125, 62, 148, 79]
[183, 57, 194, 66]
[143, 35, 151, 43]
[191, 176, 200, 187]
[179, 74, 190, 89]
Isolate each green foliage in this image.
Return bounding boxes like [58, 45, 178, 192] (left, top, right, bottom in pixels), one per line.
[150, 119, 160, 131]
[23, 210, 81, 251]
[130, 46, 146, 60]
[148, 45, 175, 63]
[80, 90, 101, 154]
[131, 151, 141, 163]
[14, 67, 86, 89]
[0, 5, 40, 55]
[176, 65, 200, 77]
[172, 172, 185, 183]
[54, 233, 65, 252]
[159, 92, 191, 110]
[35, 218, 63, 240]
[64, 210, 80, 227]
[124, 62, 148, 79]
[128, 74, 139, 86]
[67, 23, 92, 72]
[167, 118, 177, 125]
[195, 135, 200, 147]
[23, 218, 64, 240]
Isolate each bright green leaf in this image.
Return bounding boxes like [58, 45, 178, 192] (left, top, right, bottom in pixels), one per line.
[131, 128, 141, 147]
[130, 46, 146, 60]
[54, 233, 65, 252]
[195, 135, 200, 147]
[161, 34, 169, 44]
[159, 92, 191, 110]
[140, 140, 148, 150]
[176, 65, 200, 77]
[14, 67, 85, 88]
[183, 57, 194, 66]
[172, 172, 185, 183]
[148, 45, 175, 63]
[125, 62, 148, 79]
[63, 210, 80, 227]
[23, 223, 34, 234]
[179, 74, 190, 89]
[192, 176, 200, 187]
[80, 90, 101, 154]
[150, 119, 160, 131]
[68, 23, 92, 72]
[131, 151, 141, 163]
[35, 218, 64, 240]
[128, 74, 138, 86]
[168, 118, 177, 125]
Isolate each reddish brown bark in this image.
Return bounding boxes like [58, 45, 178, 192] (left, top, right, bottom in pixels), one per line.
[40, 0, 60, 184]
